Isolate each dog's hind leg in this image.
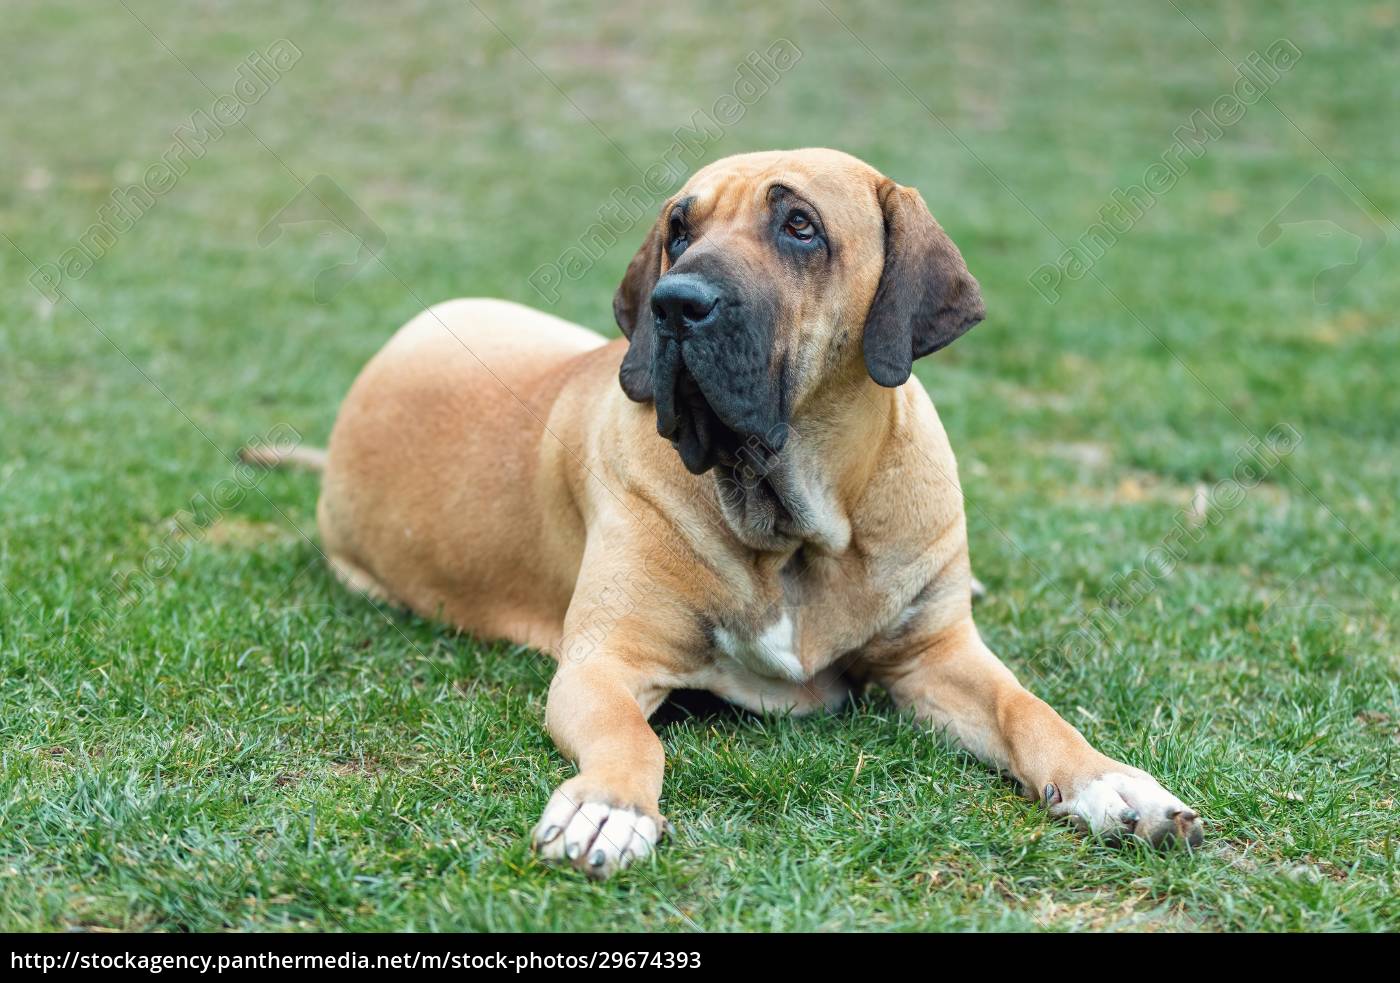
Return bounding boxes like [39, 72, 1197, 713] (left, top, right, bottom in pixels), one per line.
[327, 554, 395, 606]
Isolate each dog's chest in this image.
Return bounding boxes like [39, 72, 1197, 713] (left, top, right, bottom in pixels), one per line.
[707, 554, 864, 683]
[704, 532, 941, 686]
[712, 613, 805, 682]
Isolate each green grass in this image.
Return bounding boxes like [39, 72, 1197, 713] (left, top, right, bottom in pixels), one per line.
[2, 0, 1398, 931]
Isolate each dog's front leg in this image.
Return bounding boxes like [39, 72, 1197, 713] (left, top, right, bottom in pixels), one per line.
[531, 655, 670, 879]
[873, 616, 1203, 847]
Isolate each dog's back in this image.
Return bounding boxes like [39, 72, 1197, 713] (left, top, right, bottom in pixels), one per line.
[316, 298, 606, 649]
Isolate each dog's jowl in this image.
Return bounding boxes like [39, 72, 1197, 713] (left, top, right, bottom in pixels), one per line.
[261, 149, 1203, 879]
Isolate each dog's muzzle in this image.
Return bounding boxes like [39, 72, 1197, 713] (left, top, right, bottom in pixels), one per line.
[647, 273, 786, 475]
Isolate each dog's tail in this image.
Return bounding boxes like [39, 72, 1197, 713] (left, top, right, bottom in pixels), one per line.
[238, 443, 328, 473]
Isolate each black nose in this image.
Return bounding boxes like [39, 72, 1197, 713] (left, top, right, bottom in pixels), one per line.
[650, 274, 720, 334]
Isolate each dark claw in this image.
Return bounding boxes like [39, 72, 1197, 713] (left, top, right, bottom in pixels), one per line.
[1044, 783, 1061, 807]
[1134, 808, 1205, 848]
[589, 849, 606, 868]
[1121, 808, 1140, 826]
[1172, 809, 1204, 847]
[538, 825, 561, 845]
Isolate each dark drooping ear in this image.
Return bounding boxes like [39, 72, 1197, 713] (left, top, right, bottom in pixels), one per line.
[614, 221, 663, 402]
[862, 180, 986, 387]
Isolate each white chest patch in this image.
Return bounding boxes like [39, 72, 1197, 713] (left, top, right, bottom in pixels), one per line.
[714, 613, 806, 682]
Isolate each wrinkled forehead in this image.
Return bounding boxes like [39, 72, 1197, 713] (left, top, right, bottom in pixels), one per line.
[676, 150, 885, 233]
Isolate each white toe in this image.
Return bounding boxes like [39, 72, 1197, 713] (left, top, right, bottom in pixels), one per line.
[1104, 771, 1186, 814]
[582, 809, 638, 878]
[562, 802, 611, 862]
[621, 814, 660, 865]
[532, 787, 582, 861]
[1057, 776, 1133, 835]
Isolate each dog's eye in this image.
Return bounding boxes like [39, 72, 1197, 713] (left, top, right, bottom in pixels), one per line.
[668, 214, 688, 256]
[784, 211, 815, 242]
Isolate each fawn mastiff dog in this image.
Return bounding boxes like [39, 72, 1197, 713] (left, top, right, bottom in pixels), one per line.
[253, 149, 1203, 878]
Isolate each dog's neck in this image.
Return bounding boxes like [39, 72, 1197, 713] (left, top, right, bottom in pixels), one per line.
[711, 370, 898, 557]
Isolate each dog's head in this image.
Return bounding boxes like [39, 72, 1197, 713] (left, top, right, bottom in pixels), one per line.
[614, 148, 984, 475]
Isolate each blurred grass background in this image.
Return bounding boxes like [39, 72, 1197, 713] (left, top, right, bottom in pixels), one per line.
[1, 0, 1396, 931]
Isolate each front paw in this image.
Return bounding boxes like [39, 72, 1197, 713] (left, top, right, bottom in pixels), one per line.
[531, 778, 666, 880]
[1046, 769, 1203, 848]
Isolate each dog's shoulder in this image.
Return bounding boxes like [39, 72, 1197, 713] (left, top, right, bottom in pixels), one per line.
[852, 381, 964, 540]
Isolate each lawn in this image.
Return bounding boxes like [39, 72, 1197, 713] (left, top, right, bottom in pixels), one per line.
[1, 0, 1397, 932]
